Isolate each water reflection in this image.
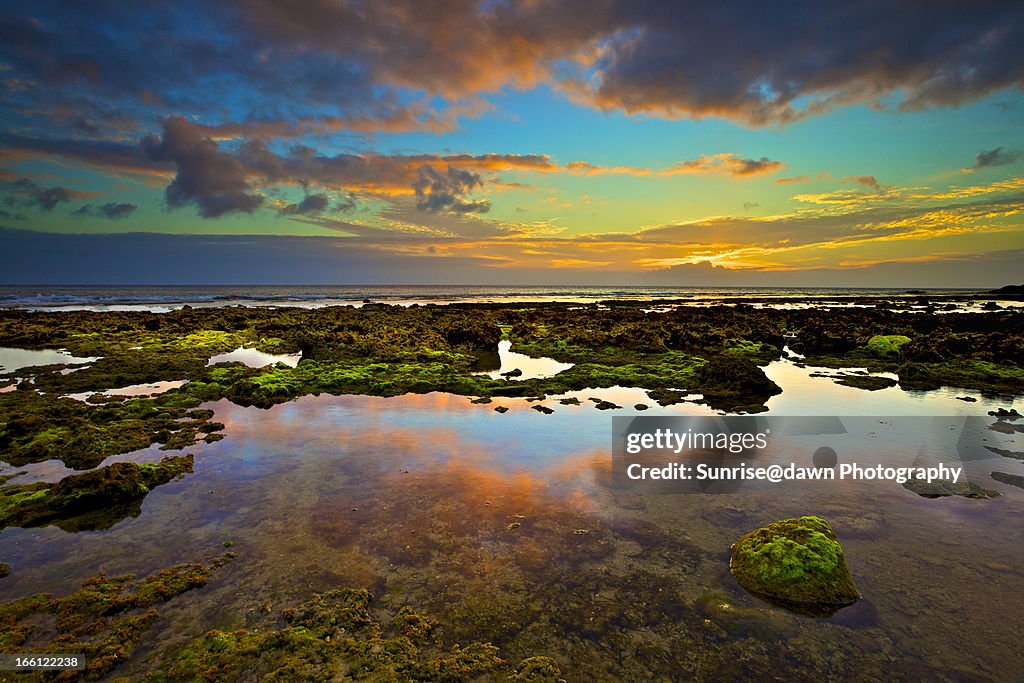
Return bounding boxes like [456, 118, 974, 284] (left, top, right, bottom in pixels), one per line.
[1, 380, 1023, 678]
[207, 346, 302, 368]
[474, 340, 573, 380]
[0, 347, 100, 373]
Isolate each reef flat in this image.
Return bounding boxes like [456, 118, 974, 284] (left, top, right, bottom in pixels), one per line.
[0, 299, 1022, 680]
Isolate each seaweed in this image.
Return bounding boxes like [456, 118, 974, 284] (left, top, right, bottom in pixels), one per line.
[0, 552, 233, 681]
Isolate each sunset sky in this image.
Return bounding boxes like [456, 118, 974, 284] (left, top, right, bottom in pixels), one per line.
[1, 1, 1022, 285]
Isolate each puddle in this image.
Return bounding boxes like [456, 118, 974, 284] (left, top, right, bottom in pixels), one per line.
[207, 346, 302, 368]
[0, 347, 101, 373]
[474, 340, 573, 380]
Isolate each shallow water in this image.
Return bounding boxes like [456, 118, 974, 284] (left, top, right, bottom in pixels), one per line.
[64, 379, 189, 402]
[206, 346, 302, 368]
[1, 361, 1023, 679]
[0, 347, 100, 373]
[474, 339, 574, 380]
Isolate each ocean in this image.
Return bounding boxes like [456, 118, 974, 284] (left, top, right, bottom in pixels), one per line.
[0, 284, 987, 311]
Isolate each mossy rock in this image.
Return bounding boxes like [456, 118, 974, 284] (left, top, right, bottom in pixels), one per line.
[729, 516, 860, 617]
[865, 335, 911, 360]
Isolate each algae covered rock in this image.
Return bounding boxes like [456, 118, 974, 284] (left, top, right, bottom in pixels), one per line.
[697, 353, 781, 411]
[729, 516, 860, 616]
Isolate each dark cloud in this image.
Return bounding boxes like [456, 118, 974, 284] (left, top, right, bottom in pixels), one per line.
[1, 0, 1018, 142]
[975, 147, 1022, 168]
[0, 177, 95, 211]
[843, 176, 883, 191]
[413, 165, 490, 214]
[279, 193, 329, 216]
[143, 117, 263, 218]
[742, 202, 759, 211]
[72, 202, 138, 219]
[232, 0, 1024, 126]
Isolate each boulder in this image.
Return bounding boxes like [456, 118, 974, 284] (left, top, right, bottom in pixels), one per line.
[729, 516, 860, 616]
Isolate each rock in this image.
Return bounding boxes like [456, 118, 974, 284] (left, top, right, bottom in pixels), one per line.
[0, 562, 9, 578]
[988, 407, 1021, 418]
[594, 400, 621, 410]
[634, 403, 649, 411]
[646, 388, 686, 406]
[832, 374, 897, 391]
[988, 420, 1024, 434]
[699, 354, 782, 401]
[991, 471, 1024, 489]
[902, 477, 999, 499]
[501, 368, 523, 378]
[729, 516, 860, 616]
[987, 284, 1024, 296]
[531, 405, 554, 414]
[493, 406, 509, 413]
[558, 397, 581, 405]
[471, 396, 492, 404]
[955, 396, 977, 402]
[986, 445, 1024, 460]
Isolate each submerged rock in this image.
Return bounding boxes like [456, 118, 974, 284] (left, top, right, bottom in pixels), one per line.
[729, 516, 860, 617]
[0, 454, 194, 531]
[902, 477, 1000, 499]
[991, 471, 1024, 489]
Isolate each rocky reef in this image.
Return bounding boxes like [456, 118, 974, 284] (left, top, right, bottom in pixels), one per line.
[165, 588, 563, 682]
[0, 454, 194, 532]
[0, 552, 234, 681]
[729, 516, 860, 617]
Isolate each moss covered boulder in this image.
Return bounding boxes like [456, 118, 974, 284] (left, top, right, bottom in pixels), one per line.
[729, 516, 860, 616]
[865, 334, 911, 360]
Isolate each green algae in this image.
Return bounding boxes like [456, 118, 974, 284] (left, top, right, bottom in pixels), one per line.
[729, 516, 860, 617]
[0, 454, 194, 531]
[865, 334, 911, 360]
[0, 384, 226, 470]
[898, 359, 1024, 393]
[0, 552, 233, 681]
[162, 587, 561, 682]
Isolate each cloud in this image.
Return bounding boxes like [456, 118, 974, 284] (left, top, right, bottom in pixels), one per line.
[3, 0, 1016, 149]
[142, 117, 264, 218]
[843, 175, 883, 191]
[279, 193, 329, 216]
[413, 165, 490, 214]
[975, 147, 1022, 169]
[72, 202, 138, 219]
[0, 177, 98, 211]
[565, 153, 784, 178]
[775, 175, 810, 184]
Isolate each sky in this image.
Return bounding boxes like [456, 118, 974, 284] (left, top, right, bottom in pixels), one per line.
[0, 0, 1022, 286]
